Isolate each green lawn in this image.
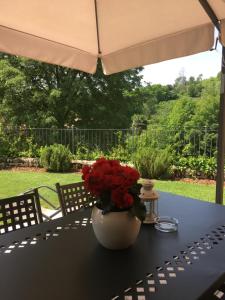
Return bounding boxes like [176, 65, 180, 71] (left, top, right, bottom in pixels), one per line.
[0, 170, 221, 208]
[154, 180, 220, 203]
[0, 171, 82, 208]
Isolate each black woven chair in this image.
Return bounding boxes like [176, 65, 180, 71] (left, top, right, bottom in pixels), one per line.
[0, 189, 43, 235]
[56, 182, 97, 216]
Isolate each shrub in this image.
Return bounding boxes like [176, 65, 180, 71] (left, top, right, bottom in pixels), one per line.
[17, 137, 40, 158]
[86, 147, 106, 160]
[0, 128, 40, 158]
[171, 156, 217, 179]
[74, 144, 90, 160]
[0, 131, 10, 157]
[74, 144, 105, 160]
[40, 144, 72, 172]
[107, 145, 130, 162]
[132, 147, 172, 179]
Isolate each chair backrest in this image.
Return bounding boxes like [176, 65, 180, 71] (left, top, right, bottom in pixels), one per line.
[0, 189, 43, 235]
[56, 181, 97, 216]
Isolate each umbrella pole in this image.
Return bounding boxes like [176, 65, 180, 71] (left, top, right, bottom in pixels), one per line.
[216, 47, 225, 204]
[199, 0, 225, 204]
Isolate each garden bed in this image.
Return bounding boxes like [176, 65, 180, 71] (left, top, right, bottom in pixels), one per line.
[177, 178, 225, 186]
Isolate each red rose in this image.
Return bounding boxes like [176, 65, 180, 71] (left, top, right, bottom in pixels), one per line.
[111, 188, 125, 208]
[82, 158, 139, 209]
[82, 165, 91, 180]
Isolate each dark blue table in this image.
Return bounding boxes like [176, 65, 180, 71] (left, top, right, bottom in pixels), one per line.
[0, 192, 225, 300]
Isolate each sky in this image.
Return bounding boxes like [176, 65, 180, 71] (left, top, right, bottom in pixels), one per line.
[141, 44, 222, 85]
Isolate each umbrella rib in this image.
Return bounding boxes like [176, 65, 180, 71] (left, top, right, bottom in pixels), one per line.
[94, 0, 101, 55]
[199, 0, 220, 32]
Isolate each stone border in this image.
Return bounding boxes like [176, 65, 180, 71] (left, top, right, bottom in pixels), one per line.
[0, 158, 133, 171]
[0, 157, 39, 169]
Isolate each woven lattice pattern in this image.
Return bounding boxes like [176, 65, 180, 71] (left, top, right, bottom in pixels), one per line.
[111, 225, 225, 300]
[0, 191, 43, 235]
[213, 282, 225, 299]
[0, 217, 91, 256]
[56, 182, 97, 216]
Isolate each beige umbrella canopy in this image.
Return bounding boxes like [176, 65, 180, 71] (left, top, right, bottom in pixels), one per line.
[0, 0, 224, 75]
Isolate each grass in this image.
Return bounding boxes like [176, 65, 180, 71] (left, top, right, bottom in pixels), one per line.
[154, 180, 219, 203]
[0, 170, 221, 208]
[0, 170, 81, 208]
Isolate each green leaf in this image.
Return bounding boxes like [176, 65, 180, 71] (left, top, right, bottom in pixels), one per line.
[129, 183, 142, 196]
[97, 191, 113, 214]
[130, 201, 146, 222]
[129, 192, 146, 221]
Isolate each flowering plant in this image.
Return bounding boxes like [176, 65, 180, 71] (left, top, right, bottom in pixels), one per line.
[82, 158, 146, 221]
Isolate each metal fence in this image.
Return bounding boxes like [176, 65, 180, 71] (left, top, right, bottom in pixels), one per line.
[0, 126, 219, 157]
[1, 127, 133, 152]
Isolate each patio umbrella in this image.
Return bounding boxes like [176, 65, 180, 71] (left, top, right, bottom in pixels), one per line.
[0, 0, 225, 201]
[0, 0, 224, 74]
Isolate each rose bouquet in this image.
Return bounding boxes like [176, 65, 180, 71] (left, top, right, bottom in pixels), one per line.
[82, 158, 146, 221]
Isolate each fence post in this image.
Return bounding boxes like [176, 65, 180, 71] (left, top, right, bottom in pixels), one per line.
[72, 126, 74, 154]
[204, 126, 207, 156]
[132, 127, 136, 152]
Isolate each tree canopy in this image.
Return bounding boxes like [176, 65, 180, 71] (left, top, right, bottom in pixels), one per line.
[0, 54, 142, 128]
[0, 52, 221, 134]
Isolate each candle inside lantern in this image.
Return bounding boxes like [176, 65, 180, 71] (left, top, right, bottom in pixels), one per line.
[139, 179, 159, 224]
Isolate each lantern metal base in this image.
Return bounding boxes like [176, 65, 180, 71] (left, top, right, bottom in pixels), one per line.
[143, 213, 157, 224]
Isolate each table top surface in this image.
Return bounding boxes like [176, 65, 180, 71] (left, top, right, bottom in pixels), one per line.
[0, 192, 225, 300]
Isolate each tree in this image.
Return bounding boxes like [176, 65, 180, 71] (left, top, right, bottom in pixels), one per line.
[187, 75, 203, 98]
[167, 96, 197, 129]
[0, 60, 30, 125]
[0, 55, 143, 128]
[131, 114, 148, 130]
[126, 83, 178, 121]
[174, 73, 187, 95]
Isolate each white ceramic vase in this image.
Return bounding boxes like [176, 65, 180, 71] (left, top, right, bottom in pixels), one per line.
[91, 206, 141, 250]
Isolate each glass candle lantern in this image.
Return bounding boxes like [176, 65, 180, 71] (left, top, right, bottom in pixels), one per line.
[140, 179, 159, 224]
